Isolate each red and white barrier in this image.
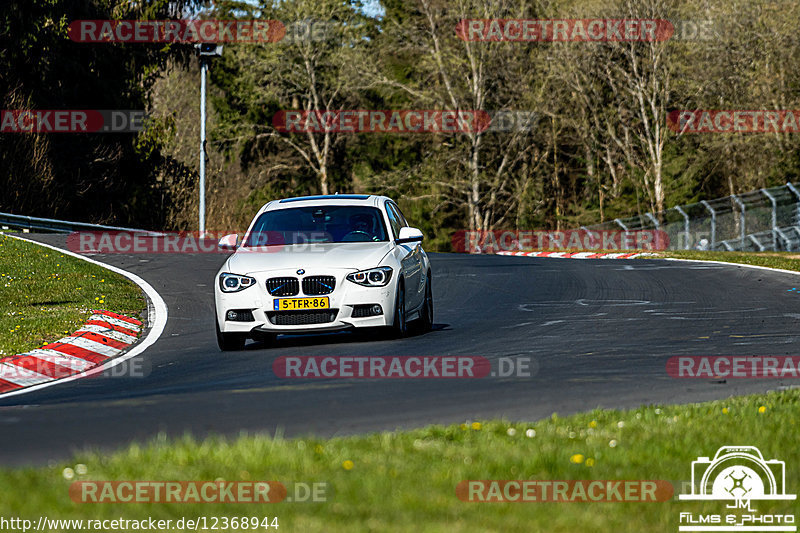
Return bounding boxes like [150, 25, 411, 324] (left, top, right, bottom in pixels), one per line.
[0, 310, 142, 394]
[496, 251, 658, 259]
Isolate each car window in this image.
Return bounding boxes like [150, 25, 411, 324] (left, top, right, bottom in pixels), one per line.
[244, 206, 389, 246]
[392, 203, 409, 227]
[385, 203, 404, 239]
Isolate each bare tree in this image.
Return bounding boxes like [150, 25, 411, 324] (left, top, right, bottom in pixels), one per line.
[216, 0, 369, 195]
[361, 0, 543, 232]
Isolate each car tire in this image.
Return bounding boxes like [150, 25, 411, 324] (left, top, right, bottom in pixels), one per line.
[391, 281, 408, 337]
[216, 320, 247, 351]
[419, 274, 433, 333]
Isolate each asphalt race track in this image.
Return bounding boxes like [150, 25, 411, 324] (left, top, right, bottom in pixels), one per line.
[1, 234, 799, 466]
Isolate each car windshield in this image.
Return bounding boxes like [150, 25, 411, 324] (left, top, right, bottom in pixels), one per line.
[243, 205, 389, 247]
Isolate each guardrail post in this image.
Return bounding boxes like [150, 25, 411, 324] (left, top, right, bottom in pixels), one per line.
[761, 188, 778, 250]
[701, 200, 716, 250]
[748, 234, 765, 252]
[644, 212, 660, 229]
[674, 206, 690, 250]
[732, 195, 746, 248]
[787, 182, 800, 225]
[199, 59, 208, 236]
[776, 227, 792, 251]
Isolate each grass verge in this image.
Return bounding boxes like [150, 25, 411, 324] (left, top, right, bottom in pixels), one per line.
[0, 233, 146, 357]
[656, 249, 800, 273]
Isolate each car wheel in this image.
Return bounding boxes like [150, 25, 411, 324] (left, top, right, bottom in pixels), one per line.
[419, 274, 433, 333]
[216, 320, 247, 351]
[391, 281, 408, 337]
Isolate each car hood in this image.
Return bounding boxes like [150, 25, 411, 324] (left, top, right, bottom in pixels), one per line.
[225, 242, 394, 274]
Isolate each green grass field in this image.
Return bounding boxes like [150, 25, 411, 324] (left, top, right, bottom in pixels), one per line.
[0, 233, 145, 357]
[0, 243, 797, 532]
[658, 249, 800, 273]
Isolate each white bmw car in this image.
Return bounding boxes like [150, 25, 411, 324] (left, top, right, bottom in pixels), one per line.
[214, 194, 433, 350]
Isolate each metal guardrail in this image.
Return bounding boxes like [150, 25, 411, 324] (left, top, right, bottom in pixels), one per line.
[584, 182, 800, 252]
[0, 212, 162, 235]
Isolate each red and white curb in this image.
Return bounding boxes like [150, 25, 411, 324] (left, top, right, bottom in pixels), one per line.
[496, 251, 659, 259]
[0, 310, 142, 393]
[0, 233, 168, 399]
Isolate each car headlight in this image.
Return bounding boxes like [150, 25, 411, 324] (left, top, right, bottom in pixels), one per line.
[346, 266, 393, 287]
[219, 272, 256, 293]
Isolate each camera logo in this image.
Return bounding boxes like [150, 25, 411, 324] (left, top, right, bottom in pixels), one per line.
[677, 446, 796, 533]
[680, 446, 795, 502]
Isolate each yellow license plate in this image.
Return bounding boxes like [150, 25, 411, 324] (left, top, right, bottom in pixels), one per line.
[274, 297, 330, 311]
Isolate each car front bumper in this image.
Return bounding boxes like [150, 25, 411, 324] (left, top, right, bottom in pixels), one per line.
[215, 268, 396, 335]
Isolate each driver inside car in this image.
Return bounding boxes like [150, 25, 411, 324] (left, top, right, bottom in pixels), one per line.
[346, 213, 376, 241]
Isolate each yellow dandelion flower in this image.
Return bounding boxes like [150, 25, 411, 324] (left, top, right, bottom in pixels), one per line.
[722, 408, 728, 414]
[589, 420, 597, 428]
[342, 460, 354, 470]
[586, 458, 595, 467]
[758, 406, 766, 414]
[570, 454, 585, 464]
[471, 422, 482, 430]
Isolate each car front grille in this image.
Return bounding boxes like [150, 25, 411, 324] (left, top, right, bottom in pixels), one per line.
[266, 277, 299, 296]
[267, 309, 339, 326]
[302, 275, 336, 295]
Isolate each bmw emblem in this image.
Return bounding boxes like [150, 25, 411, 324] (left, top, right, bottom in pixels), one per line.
[297, 269, 305, 275]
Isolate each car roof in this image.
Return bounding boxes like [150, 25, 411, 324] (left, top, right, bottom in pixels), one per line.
[261, 194, 392, 213]
[279, 194, 370, 203]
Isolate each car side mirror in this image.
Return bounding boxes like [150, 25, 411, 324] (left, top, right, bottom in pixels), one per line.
[218, 233, 239, 250]
[396, 226, 423, 244]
